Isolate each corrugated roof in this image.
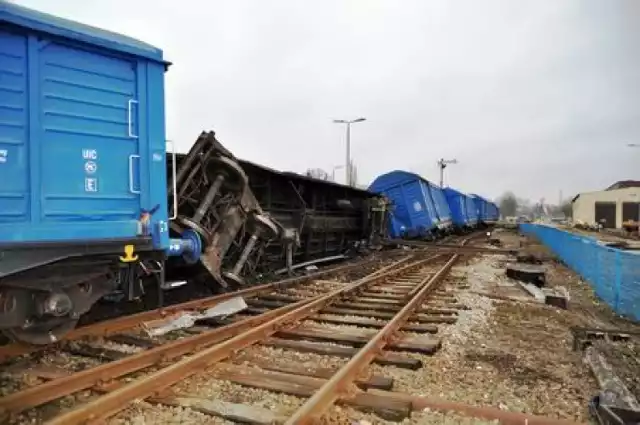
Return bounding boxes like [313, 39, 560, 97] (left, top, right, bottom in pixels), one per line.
[368, 170, 438, 193]
[605, 180, 640, 190]
[0, 0, 165, 62]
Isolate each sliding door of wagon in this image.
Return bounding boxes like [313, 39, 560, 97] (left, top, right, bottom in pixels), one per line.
[0, 30, 29, 239]
[39, 41, 141, 237]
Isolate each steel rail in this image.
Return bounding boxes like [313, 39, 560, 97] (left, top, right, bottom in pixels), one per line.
[286, 251, 462, 423]
[0, 256, 415, 417]
[0, 255, 383, 363]
[42, 254, 445, 425]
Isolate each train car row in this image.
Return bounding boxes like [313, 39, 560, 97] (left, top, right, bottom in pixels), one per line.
[368, 170, 499, 240]
[0, 3, 388, 345]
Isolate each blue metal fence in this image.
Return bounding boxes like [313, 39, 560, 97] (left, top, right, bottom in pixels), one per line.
[519, 224, 640, 321]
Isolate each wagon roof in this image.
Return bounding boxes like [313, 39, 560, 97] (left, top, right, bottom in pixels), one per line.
[0, 1, 165, 62]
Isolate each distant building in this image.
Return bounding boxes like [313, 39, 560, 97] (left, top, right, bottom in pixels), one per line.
[572, 181, 640, 229]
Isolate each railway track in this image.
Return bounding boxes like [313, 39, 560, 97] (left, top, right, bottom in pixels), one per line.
[0, 233, 579, 425]
[0, 252, 404, 363]
[0, 250, 418, 423]
[0, 234, 473, 424]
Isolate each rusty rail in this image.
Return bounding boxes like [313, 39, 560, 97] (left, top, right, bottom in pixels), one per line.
[286, 242, 465, 423]
[41, 255, 442, 425]
[0, 256, 415, 417]
[0, 255, 383, 363]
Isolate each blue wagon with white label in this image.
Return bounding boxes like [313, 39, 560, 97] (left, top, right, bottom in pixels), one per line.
[369, 170, 447, 239]
[0, 1, 198, 344]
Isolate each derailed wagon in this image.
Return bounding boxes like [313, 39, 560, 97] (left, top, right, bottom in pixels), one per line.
[166, 131, 390, 291]
[368, 170, 451, 240]
[470, 194, 499, 225]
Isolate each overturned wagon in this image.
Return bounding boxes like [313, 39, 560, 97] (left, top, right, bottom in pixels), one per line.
[166, 131, 389, 291]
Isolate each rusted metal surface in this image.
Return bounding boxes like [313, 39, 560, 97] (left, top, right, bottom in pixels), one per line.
[166, 131, 391, 287]
[286, 251, 461, 424]
[0, 294, 317, 415]
[0, 257, 378, 363]
[41, 255, 438, 425]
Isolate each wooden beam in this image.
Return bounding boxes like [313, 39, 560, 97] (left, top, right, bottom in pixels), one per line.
[263, 338, 422, 369]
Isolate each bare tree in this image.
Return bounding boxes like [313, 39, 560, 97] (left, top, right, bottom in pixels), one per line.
[498, 191, 518, 217]
[305, 168, 329, 181]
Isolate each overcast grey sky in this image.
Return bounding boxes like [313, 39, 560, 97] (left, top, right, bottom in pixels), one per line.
[16, 0, 640, 202]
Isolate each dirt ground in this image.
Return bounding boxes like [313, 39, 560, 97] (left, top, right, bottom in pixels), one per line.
[386, 249, 596, 422]
[502, 228, 640, 405]
[345, 228, 639, 424]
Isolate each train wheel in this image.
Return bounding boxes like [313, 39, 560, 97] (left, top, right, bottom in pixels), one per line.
[0, 287, 80, 345]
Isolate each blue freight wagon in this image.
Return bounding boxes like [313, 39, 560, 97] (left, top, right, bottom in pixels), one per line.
[486, 202, 499, 223]
[470, 194, 487, 223]
[369, 170, 441, 239]
[443, 187, 468, 229]
[470, 194, 499, 226]
[0, 1, 198, 344]
[424, 181, 452, 233]
[464, 194, 479, 227]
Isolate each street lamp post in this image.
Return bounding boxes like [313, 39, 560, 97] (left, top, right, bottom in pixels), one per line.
[437, 158, 458, 188]
[333, 117, 366, 186]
